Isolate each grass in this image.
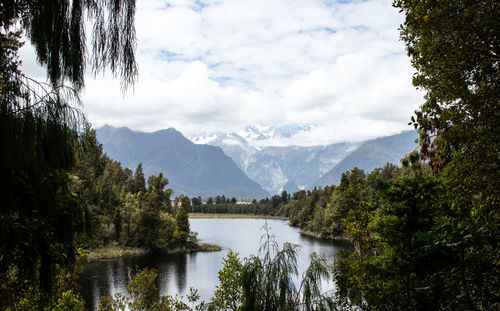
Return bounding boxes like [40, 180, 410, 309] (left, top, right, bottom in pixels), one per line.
[81, 245, 148, 262]
[80, 241, 222, 263]
[166, 242, 222, 253]
[189, 213, 288, 219]
[197, 242, 222, 252]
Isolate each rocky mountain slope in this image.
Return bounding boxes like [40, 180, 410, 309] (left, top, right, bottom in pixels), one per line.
[97, 125, 269, 199]
[314, 130, 419, 186]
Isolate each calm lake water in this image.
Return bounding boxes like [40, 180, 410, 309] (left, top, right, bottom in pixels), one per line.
[80, 218, 350, 310]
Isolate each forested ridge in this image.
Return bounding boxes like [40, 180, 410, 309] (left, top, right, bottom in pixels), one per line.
[1, 0, 499, 310]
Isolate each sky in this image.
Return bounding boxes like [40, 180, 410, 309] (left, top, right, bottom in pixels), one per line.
[20, 0, 424, 146]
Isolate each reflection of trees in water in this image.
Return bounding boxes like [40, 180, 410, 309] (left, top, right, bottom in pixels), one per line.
[80, 259, 128, 310]
[143, 253, 189, 298]
[173, 254, 188, 293]
[299, 233, 354, 252]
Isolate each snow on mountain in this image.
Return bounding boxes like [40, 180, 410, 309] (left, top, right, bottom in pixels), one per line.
[228, 124, 317, 144]
[190, 132, 218, 145]
[189, 125, 356, 194]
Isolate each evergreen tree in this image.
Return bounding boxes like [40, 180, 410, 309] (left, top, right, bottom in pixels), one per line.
[176, 196, 191, 244]
[132, 163, 146, 194]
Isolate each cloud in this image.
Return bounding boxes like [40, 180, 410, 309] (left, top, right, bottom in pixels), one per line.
[20, 0, 424, 145]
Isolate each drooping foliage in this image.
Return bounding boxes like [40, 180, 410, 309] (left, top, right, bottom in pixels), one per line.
[239, 223, 333, 311]
[0, 0, 137, 306]
[1, 0, 138, 90]
[0, 30, 86, 303]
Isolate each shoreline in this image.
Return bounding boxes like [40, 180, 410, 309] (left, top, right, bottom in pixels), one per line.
[81, 242, 221, 263]
[298, 229, 353, 245]
[189, 213, 288, 219]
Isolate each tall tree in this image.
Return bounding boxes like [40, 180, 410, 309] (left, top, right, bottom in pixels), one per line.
[132, 163, 146, 194]
[395, 0, 500, 309]
[176, 196, 191, 244]
[0, 0, 138, 302]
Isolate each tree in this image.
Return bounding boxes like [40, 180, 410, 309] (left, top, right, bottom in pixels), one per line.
[1, 0, 138, 90]
[211, 250, 243, 310]
[0, 30, 84, 301]
[137, 174, 175, 251]
[192, 196, 202, 206]
[132, 163, 146, 194]
[1, 0, 138, 304]
[335, 171, 444, 310]
[395, 0, 500, 309]
[240, 223, 332, 310]
[175, 196, 191, 244]
[281, 191, 288, 204]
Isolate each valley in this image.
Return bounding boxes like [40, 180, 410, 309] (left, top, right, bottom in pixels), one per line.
[98, 125, 418, 197]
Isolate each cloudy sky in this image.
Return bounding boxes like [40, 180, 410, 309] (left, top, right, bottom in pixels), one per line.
[21, 0, 424, 145]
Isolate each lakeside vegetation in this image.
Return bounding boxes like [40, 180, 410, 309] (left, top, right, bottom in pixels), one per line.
[1, 0, 498, 310]
[81, 241, 221, 263]
[80, 246, 148, 263]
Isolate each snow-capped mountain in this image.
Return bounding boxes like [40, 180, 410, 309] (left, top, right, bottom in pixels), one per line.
[189, 125, 358, 194]
[97, 125, 419, 197]
[235, 125, 315, 142]
[191, 125, 316, 146]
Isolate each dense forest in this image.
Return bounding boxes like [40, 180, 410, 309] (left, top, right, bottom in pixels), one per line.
[1, 0, 499, 310]
[74, 127, 197, 252]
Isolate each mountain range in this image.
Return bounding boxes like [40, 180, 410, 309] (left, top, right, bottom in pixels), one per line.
[189, 126, 418, 194]
[96, 126, 269, 199]
[97, 125, 419, 198]
[189, 126, 359, 194]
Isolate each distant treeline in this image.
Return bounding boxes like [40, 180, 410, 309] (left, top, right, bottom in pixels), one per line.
[190, 201, 278, 215]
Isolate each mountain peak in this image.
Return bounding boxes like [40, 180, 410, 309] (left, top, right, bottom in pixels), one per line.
[96, 125, 269, 199]
[190, 124, 317, 147]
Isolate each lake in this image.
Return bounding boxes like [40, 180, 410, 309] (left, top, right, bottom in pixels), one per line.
[80, 218, 350, 310]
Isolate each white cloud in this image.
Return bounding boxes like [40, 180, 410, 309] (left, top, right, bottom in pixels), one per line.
[20, 0, 424, 145]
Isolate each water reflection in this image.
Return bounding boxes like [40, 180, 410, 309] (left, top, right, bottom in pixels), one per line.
[80, 219, 348, 310]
